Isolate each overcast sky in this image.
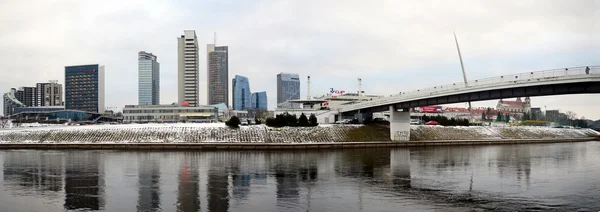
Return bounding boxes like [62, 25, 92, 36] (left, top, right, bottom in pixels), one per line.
[1, 0, 599, 119]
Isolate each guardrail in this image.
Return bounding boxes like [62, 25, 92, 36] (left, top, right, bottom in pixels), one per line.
[341, 66, 600, 112]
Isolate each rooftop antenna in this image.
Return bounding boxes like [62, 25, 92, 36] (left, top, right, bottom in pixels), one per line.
[454, 31, 473, 118]
[307, 76, 311, 100]
[214, 32, 217, 45]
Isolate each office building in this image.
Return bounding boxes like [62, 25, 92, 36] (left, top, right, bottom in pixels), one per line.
[251, 91, 267, 110]
[36, 81, 63, 106]
[232, 75, 251, 110]
[178, 30, 199, 107]
[122, 104, 218, 123]
[276, 73, 300, 104]
[13, 86, 36, 107]
[3, 88, 26, 116]
[65, 64, 105, 113]
[207, 44, 228, 106]
[138, 51, 160, 105]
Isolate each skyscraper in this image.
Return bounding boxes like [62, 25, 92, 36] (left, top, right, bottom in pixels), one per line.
[138, 51, 160, 105]
[277, 73, 300, 104]
[207, 44, 228, 106]
[65, 64, 105, 113]
[36, 81, 63, 106]
[178, 30, 199, 107]
[232, 75, 251, 110]
[251, 91, 267, 110]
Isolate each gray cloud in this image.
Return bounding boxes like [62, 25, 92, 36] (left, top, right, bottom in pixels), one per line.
[1, 0, 599, 119]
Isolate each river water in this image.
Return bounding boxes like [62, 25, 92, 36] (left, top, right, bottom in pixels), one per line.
[0, 142, 599, 212]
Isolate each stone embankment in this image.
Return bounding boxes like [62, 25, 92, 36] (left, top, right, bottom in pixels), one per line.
[0, 123, 597, 145]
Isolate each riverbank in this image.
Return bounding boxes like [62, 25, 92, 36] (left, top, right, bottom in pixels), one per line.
[0, 123, 597, 148]
[0, 138, 594, 150]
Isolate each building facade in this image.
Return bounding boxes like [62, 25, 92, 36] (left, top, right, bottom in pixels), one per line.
[122, 104, 218, 123]
[3, 88, 26, 116]
[36, 81, 63, 106]
[138, 51, 160, 105]
[496, 97, 531, 113]
[232, 75, 251, 110]
[251, 91, 267, 110]
[178, 30, 199, 107]
[207, 44, 228, 106]
[16, 86, 36, 107]
[276, 73, 300, 104]
[65, 64, 105, 114]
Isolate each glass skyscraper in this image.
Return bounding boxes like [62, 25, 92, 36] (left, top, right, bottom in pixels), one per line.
[276, 73, 300, 104]
[232, 75, 251, 110]
[207, 44, 229, 106]
[138, 51, 160, 105]
[251, 91, 267, 110]
[65, 64, 105, 113]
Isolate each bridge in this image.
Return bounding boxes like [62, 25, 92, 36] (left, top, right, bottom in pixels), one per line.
[339, 66, 600, 141]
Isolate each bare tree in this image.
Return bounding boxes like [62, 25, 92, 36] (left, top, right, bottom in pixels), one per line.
[0, 118, 8, 129]
[565, 111, 577, 126]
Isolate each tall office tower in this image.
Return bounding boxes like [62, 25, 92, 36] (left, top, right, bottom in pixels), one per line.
[35, 81, 63, 106]
[178, 30, 199, 107]
[251, 91, 267, 110]
[138, 51, 160, 105]
[64, 64, 105, 113]
[276, 73, 300, 104]
[207, 44, 228, 106]
[232, 75, 251, 110]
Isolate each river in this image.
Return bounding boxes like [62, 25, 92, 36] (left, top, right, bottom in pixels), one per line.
[0, 141, 599, 212]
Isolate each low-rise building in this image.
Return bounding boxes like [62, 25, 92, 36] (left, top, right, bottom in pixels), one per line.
[122, 105, 218, 123]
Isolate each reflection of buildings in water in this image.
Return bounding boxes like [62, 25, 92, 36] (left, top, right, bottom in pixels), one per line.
[390, 149, 411, 188]
[207, 162, 229, 212]
[496, 145, 532, 186]
[2, 151, 64, 194]
[336, 149, 391, 179]
[177, 161, 200, 212]
[232, 171, 251, 201]
[299, 166, 318, 182]
[64, 153, 105, 210]
[275, 165, 300, 205]
[137, 156, 161, 212]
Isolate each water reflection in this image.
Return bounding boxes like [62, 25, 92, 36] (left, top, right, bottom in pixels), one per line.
[0, 142, 599, 212]
[137, 154, 160, 212]
[64, 152, 104, 210]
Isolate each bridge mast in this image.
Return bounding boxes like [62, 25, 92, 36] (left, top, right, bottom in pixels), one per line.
[454, 32, 473, 115]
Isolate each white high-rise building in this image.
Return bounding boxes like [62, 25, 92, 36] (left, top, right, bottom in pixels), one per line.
[177, 30, 199, 107]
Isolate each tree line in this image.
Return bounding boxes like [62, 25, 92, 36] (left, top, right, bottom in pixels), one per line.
[421, 115, 470, 126]
[266, 113, 318, 127]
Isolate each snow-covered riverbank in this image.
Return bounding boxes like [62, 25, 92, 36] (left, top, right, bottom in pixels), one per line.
[0, 123, 597, 143]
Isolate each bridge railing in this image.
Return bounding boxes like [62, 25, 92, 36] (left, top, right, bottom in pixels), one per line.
[343, 65, 600, 111]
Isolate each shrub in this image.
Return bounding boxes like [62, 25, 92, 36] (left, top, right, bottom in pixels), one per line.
[298, 113, 309, 126]
[309, 114, 318, 126]
[255, 117, 262, 125]
[225, 116, 241, 128]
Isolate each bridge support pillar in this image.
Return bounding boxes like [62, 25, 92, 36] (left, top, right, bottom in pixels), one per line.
[390, 106, 410, 141]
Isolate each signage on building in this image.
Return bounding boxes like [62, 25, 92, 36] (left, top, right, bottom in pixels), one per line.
[419, 106, 442, 113]
[83, 69, 97, 73]
[330, 88, 346, 95]
[181, 101, 189, 107]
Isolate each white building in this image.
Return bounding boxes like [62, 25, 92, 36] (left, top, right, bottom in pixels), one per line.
[122, 104, 217, 123]
[177, 30, 199, 107]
